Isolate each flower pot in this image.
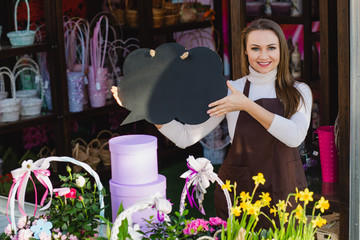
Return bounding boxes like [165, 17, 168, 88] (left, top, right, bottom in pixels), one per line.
[270, 2, 291, 16]
[246, 1, 265, 16]
[87, 66, 108, 108]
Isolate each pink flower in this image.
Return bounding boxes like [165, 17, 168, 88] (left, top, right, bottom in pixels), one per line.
[209, 217, 226, 227]
[4, 224, 12, 236]
[17, 229, 33, 240]
[38, 232, 51, 240]
[79, 196, 84, 201]
[65, 188, 77, 199]
[69, 234, 78, 240]
[54, 188, 70, 197]
[61, 235, 67, 240]
[17, 216, 28, 229]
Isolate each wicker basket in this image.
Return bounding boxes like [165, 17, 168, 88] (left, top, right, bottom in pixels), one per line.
[0, 74, 8, 100]
[0, 67, 21, 122]
[316, 213, 339, 240]
[96, 129, 112, 144]
[165, 14, 179, 26]
[99, 142, 111, 166]
[179, 2, 197, 23]
[72, 143, 88, 173]
[107, 0, 125, 25]
[7, 156, 105, 236]
[13, 68, 43, 116]
[7, 0, 36, 46]
[125, 9, 138, 28]
[153, 8, 166, 28]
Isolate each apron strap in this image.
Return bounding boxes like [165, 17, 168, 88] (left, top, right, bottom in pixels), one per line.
[243, 79, 250, 97]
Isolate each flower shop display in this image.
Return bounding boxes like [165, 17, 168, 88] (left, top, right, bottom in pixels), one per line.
[108, 135, 167, 228]
[0, 67, 21, 122]
[110, 155, 332, 240]
[13, 56, 44, 116]
[6, 0, 36, 46]
[2, 156, 106, 240]
[64, 17, 90, 112]
[88, 15, 110, 108]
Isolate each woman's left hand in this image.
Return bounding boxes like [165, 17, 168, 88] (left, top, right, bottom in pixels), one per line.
[207, 80, 250, 117]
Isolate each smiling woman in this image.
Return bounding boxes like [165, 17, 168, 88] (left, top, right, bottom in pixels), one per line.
[245, 29, 280, 74]
[156, 18, 313, 229]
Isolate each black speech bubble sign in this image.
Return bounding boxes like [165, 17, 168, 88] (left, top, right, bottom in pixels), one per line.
[118, 42, 227, 125]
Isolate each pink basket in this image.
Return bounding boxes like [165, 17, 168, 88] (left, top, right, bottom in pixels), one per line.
[316, 126, 339, 183]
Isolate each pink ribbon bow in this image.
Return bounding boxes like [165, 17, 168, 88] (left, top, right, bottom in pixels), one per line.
[6, 159, 53, 224]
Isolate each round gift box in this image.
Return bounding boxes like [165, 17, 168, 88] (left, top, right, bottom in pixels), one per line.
[109, 134, 158, 185]
[109, 175, 166, 224]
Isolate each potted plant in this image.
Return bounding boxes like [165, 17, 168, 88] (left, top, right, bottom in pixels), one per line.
[270, 0, 292, 16]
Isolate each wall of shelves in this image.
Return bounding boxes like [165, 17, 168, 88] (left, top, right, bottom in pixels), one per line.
[0, 0, 223, 174]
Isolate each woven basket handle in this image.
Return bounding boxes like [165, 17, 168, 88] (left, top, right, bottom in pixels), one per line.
[110, 192, 171, 240]
[14, 0, 31, 32]
[0, 67, 16, 100]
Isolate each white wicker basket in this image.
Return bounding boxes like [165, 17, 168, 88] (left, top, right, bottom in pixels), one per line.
[7, 156, 105, 235]
[6, 0, 36, 46]
[13, 58, 44, 116]
[0, 74, 8, 100]
[0, 67, 21, 122]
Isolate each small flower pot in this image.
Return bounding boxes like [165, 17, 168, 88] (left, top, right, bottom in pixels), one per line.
[246, 1, 265, 16]
[270, 2, 291, 16]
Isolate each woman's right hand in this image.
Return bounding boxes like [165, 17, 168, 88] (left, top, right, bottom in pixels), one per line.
[111, 86, 123, 107]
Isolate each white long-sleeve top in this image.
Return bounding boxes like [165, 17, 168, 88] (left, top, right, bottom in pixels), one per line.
[159, 67, 313, 149]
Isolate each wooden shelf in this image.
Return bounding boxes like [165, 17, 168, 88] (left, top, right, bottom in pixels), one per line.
[122, 20, 212, 35]
[0, 112, 57, 134]
[247, 15, 308, 24]
[0, 42, 53, 59]
[66, 100, 119, 119]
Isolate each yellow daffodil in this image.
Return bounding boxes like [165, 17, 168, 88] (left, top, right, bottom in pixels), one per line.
[276, 200, 287, 212]
[240, 201, 250, 211]
[252, 173, 265, 186]
[295, 187, 301, 203]
[260, 192, 271, 206]
[222, 180, 232, 192]
[315, 197, 330, 213]
[247, 203, 260, 216]
[240, 191, 251, 202]
[311, 216, 327, 228]
[231, 205, 241, 217]
[294, 204, 304, 220]
[270, 206, 277, 217]
[279, 212, 289, 223]
[299, 188, 314, 205]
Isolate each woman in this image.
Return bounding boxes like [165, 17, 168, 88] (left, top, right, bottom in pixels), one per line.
[112, 18, 312, 227]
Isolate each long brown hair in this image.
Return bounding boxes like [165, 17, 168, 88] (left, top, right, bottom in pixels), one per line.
[240, 18, 304, 118]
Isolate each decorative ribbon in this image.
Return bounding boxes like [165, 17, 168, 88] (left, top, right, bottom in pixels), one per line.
[6, 159, 53, 224]
[180, 155, 218, 215]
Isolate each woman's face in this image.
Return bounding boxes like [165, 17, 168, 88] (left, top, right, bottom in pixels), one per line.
[245, 29, 280, 74]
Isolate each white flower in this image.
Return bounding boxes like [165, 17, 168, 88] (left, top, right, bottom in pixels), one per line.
[4, 224, 12, 236]
[21, 160, 34, 171]
[75, 176, 86, 188]
[17, 216, 28, 229]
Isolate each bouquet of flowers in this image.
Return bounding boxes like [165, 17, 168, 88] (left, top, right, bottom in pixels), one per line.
[1, 157, 106, 240]
[221, 174, 330, 240]
[110, 156, 331, 240]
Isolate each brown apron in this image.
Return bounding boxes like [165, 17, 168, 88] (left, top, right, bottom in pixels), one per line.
[214, 79, 307, 229]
